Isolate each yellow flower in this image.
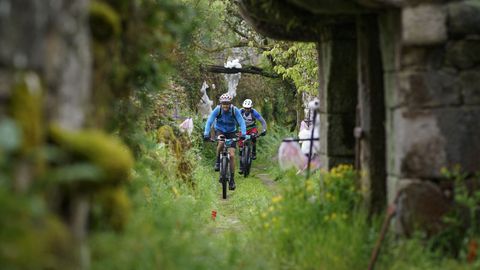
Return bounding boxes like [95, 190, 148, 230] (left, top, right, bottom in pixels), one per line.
[271, 195, 283, 204]
[264, 222, 270, 229]
[172, 187, 179, 197]
[268, 206, 275, 212]
[261, 212, 267, 219]
[305, 180, 314, 193]
[143, 187, 151, 203]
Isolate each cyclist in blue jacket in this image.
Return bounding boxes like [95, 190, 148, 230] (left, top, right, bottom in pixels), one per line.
[204, 93, 246, 190]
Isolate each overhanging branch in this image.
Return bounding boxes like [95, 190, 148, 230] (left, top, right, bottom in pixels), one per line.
[202, 64, 279, 78]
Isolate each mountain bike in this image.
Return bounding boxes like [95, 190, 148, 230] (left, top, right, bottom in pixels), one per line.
[239, 134, 255, 177]
[210, 135, 240, 199]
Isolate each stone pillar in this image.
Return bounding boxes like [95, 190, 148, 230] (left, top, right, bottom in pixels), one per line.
[317, 23, 357, 169]
[0, 0, 91, 129]
[357, 15, 387, 215]
[380, 1, 480, 234]
[0, 0, 92, 267]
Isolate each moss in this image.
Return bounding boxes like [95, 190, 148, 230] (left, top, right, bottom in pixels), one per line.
[157, 125, 175, 143]
[10, 72, 44, 155]
[93, 187, 131, 232]
[156, 126, 195, 185]
[0, 191, 73, 269]
[157, 125, 182, 154]
[177, 157, 194, 187]
[49, 125, 134, 184]
[89, 0, 121, 41]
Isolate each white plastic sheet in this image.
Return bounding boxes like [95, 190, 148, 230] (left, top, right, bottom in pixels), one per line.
[278, 139, 307, 171]
[197, 81, 213, 119]
[179, 118, 194, 136]
[224, 59, 242, 98]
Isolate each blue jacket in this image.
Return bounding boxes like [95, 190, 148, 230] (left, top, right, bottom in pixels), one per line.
[204, 105, 246, 136]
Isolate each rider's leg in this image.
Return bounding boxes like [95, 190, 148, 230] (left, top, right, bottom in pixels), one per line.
[228, 147, 236, 190]
[252, 137, 257, 159]
[215, 141, 224, 171]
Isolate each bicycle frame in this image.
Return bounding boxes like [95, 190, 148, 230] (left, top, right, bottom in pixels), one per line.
[214, 135, 239, 199]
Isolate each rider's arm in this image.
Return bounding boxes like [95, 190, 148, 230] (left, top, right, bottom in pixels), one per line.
[234, 107, 247, 136]
[253, 109, 267, 132]
[204, 107, 218, 136]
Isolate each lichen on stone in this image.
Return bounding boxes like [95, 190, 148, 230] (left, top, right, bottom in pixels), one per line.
[10, 72, 44, 155]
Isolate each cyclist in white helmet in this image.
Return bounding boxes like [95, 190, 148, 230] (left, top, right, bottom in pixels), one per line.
[204, 93, 246, 190]
[238, 99, 267, 170]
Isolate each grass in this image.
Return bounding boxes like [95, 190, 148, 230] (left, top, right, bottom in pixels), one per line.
[89, 128, 480, 270]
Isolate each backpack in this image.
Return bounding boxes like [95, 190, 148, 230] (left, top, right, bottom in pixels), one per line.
[216, 105, 239, 126]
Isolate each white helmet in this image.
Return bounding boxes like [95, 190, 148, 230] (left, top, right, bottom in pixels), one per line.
[219, 93, 232, 103]
[242, 99, 253, 108]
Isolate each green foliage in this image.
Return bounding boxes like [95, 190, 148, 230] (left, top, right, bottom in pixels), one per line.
[90, 134, 248, 269]
[426, 166, 480, 262]
[87, 127, 477, 270]
[248, 165, 371, 270]
[235, 75, 297, 127]
[377, 237, 470, 270]
[92, 187, 132, 232]
[263, 42, 319, 94]
[0, 189, 73, 269]
[375, 165, 480, 269]
[89, 0, 196, 155]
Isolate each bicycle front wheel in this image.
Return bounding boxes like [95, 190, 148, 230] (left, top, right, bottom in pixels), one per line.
[243, 145, 251, 177]
[221, 156, 229, 199]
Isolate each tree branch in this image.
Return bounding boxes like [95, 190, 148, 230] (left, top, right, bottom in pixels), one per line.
[202, 64, 279, 78]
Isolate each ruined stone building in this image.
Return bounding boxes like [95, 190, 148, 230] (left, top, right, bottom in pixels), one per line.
[238, 0, 480, 232]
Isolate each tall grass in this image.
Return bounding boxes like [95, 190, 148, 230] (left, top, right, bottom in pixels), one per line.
[90, 133, 269, 270]
[244, 166, 375, 270]
[90, 128, 480, 269]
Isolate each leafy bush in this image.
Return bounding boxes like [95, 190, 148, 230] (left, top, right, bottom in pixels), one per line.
[247, 165, 372, 270]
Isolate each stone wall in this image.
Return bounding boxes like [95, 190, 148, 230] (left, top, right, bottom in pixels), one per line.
[0, 0, 92, 266]
[380, 1, 480, 232]
[0, 0, 91, 130]
[237, 0, 480, 230]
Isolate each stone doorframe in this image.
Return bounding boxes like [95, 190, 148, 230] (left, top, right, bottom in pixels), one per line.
[317, 23, 357, 170]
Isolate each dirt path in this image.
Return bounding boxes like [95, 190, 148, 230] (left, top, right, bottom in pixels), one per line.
[254, 172, 278, 193]
[210, 166, 276, 234]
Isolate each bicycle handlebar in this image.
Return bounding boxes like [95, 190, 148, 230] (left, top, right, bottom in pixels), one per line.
[205, 134, 253, 143]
